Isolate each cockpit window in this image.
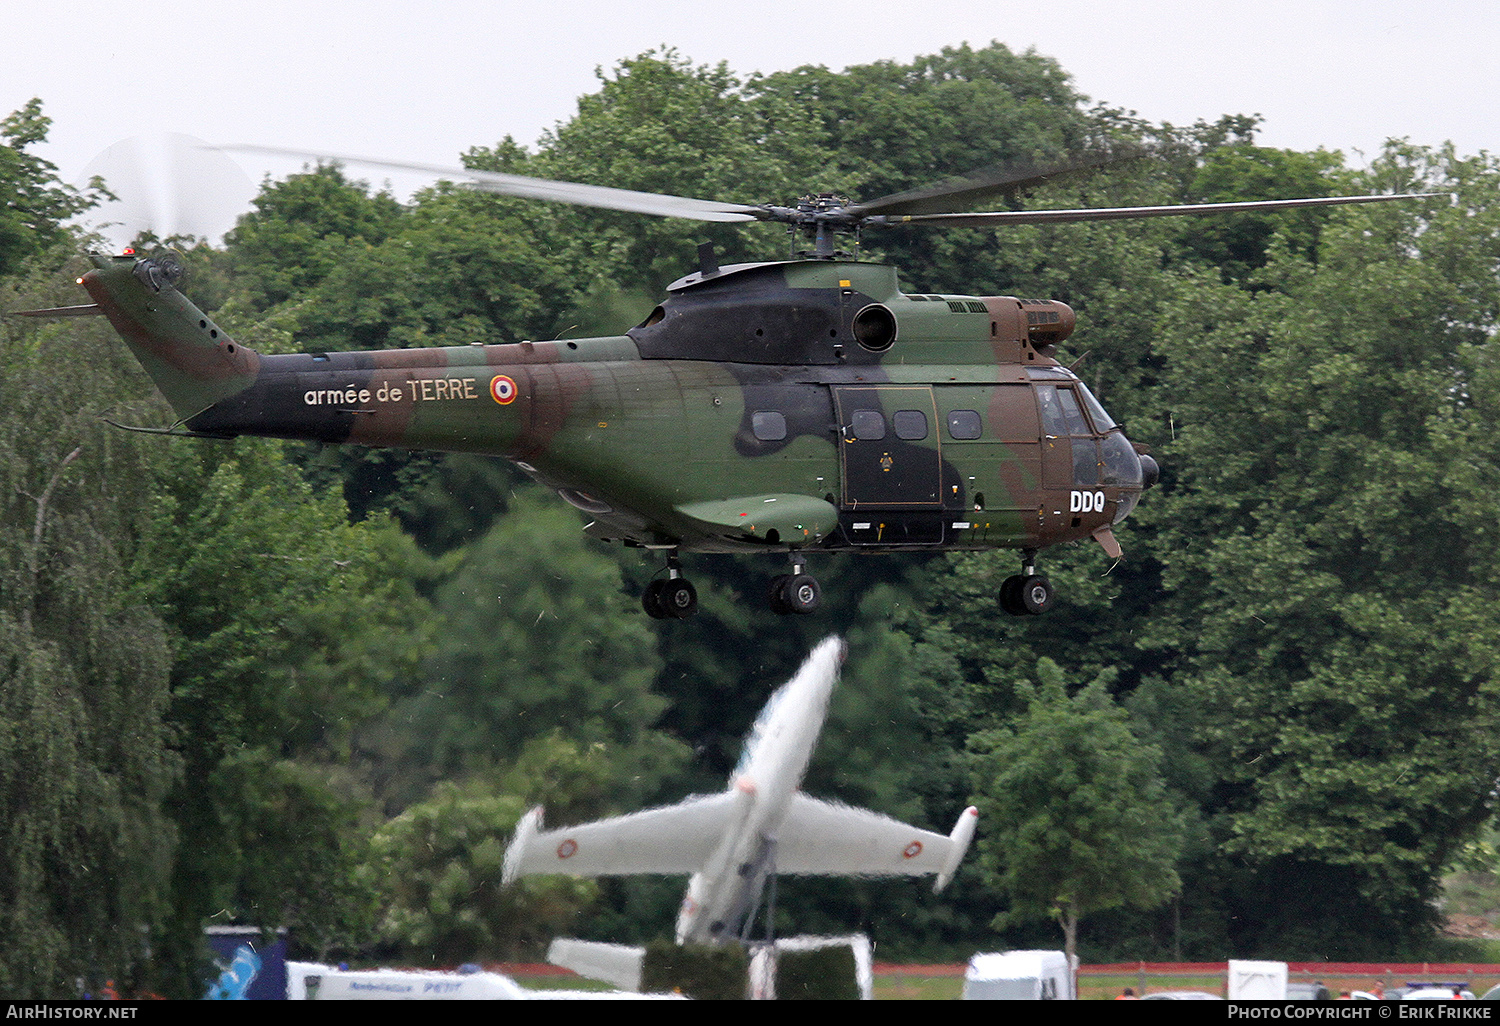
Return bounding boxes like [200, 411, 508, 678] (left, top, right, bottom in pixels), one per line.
[1075, 382, 1117, 432]
[1057, 388, 1091, 436]
[1037, 384, 1102, 437]
[1100, 432, 1142, 486]
[1036, 384, 1067, 437]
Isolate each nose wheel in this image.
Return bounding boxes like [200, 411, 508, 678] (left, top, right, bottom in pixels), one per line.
[643, 555, 698, 620]
[768, 556, 821, 615]
[999, 551, 1054, 616]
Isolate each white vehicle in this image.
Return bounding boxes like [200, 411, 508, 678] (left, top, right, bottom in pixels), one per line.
[962, 950, 1073, 1000]
[1227, 959, 1288, 1000]
[504, 636, 978, 947]
[1404, 986, 1475, 1000]
[286, 963, 528, 1000]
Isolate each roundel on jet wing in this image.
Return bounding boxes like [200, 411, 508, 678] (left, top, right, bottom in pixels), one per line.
[557, 839, 578, 859]
[903, 841, 923, 859]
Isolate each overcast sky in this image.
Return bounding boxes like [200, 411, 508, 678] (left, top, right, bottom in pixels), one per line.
[3, 0, 1495, 243]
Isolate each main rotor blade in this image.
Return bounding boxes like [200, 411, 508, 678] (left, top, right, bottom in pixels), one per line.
[219, 144, 766, 223]
[872, 192, 1445, 228]
[845, 147, 1143, 219]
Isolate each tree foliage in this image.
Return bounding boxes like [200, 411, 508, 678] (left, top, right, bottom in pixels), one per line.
[368, 779, 595, 961]
[1131, 144, 1500, 956]
[0, 248, 178, 996]
[0, 101, 102, 277]
[970, 659, 1182, 964]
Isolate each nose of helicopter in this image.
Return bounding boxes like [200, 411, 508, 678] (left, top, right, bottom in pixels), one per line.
[1108, 440, 1158, 527]
[1138, 451, 1160, 489]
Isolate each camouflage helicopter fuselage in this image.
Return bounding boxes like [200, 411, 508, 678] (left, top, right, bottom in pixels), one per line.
[78, 251, 1154, 615]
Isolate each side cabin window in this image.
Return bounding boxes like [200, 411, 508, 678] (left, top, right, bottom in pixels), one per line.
[892, 409, 928, 440]
[751, 411, 788, 441]
[946, 409, 983, 440]
[850, 409, 886, 440]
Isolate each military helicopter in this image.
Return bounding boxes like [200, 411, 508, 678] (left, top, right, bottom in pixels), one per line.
[21, 147, 1432, 619]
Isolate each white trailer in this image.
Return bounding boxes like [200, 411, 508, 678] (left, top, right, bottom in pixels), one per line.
[1228, 960, 1289, 1000]
[962, 950, 1073, 1000]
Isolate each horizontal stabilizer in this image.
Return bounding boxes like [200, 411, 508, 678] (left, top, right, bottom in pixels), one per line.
[546, 939, 645, 992]
[503, 790, 746, 883]
[774, 794, 978, 881]
[10, 304, 103, 318]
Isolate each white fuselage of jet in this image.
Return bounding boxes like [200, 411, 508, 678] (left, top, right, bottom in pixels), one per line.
[503, 635, 977, 947]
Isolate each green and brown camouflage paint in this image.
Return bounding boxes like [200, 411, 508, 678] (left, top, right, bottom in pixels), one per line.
[79, 252, 1149, 559]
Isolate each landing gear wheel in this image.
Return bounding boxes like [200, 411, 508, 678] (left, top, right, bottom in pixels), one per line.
[1019, 575, 1054, 615]
[660, 578, 698, 619]
[642, 578, 669, 619]
[999, 574, 1026, 616]
[784, 573, 821, 614]
[768, 572, 820, 615]
[768, 574, 793, 616]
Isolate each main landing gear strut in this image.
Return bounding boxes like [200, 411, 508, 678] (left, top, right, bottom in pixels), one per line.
[642, 554, 698, 620]
[642, 552, 824, 619]
[999, 549, 1055, 616]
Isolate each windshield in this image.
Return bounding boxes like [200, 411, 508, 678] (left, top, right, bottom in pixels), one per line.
[1074, 381, 1117, 432]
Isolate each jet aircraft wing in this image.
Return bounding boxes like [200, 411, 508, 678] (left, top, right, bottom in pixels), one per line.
[502, 792, 743, 883]
[773, 793, 976, 883]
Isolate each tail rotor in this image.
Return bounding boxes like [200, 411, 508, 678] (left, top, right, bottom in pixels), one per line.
[76, 133, 255, 251]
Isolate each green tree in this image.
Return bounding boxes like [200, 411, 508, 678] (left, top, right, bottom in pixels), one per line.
[223, 164, 403, 312]
[384, 489, 687, 806]
[1173, 142, 1351, 281]
[367, 778, 595, 961]
[127, 437, 438, 990]
[207, 749, 380, 962]
[970, 659, 1183, 967]
[249, 182, 576, 354]
[526, 49, 824, 293]
[1139, 144, 1500, 955]
[0, 101, 102, 276]
[0, 259, 178, 997]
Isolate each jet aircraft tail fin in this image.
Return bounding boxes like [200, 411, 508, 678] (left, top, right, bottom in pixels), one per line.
[74, 252, 260, 421]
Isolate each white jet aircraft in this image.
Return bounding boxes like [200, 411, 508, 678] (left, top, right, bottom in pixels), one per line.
[502, 636, 978, 949]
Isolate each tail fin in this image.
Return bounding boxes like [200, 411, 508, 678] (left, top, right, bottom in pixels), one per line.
[76, 253, 259, 421]
[934, 805, 979, 893]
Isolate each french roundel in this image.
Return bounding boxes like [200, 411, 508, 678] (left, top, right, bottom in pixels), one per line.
[903, 841, 923, 859]
[556, 838, 578, 859]
[490, 374, 518, 405]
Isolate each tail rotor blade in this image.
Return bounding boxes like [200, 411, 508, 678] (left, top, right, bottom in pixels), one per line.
[77, 133, 256, 249]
